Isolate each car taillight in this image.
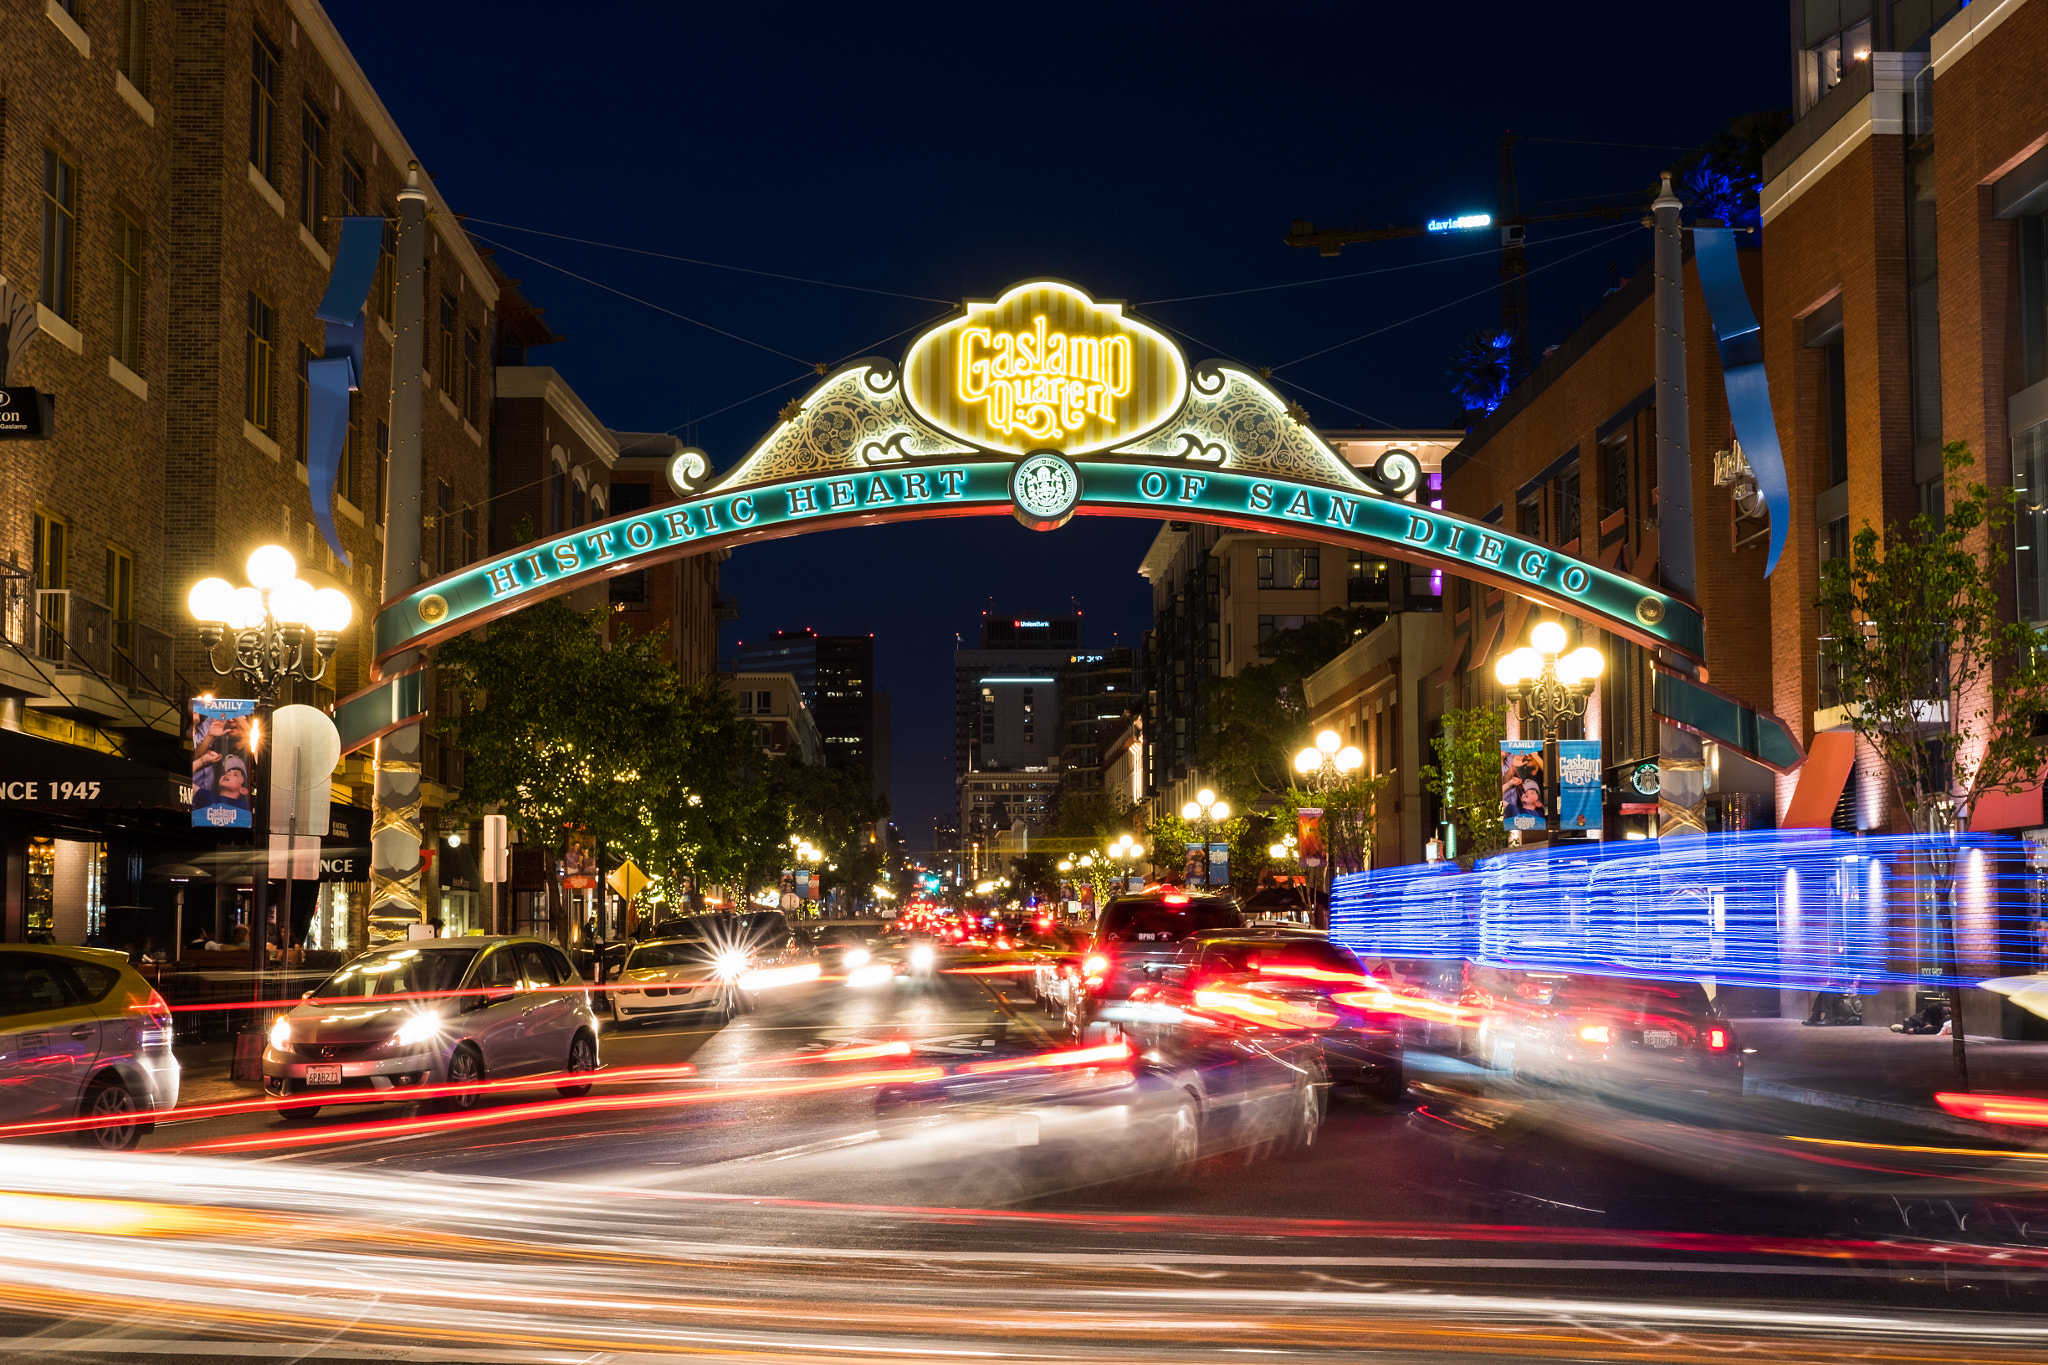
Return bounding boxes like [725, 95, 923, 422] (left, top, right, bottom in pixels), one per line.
[1578, 1024, 1610, 1044]
[1083, 954, 1109, 977]
[1162, 893, 1190, 905]
[1706, 1027, 1729, 1051]
[138, 990, 174, 1045]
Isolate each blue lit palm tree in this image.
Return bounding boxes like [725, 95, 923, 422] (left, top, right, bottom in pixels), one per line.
[1449, 331, 1515, 420]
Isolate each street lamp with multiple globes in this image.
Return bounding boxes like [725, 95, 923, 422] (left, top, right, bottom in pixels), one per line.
[186, 545, 353, 978]
[1494, 619, 1604, 834]
[1180, 789, 1230, 889]
[1293, 729, 1365, 792]
[187, 546, 353, 700]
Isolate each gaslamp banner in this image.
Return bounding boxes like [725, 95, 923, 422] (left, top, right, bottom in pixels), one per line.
[1295, 808, 1325, 867]
[1500, 739, 1602, 831]
[190, 697, 258, 829]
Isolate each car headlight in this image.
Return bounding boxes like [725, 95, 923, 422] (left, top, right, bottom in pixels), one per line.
[842, 947, 871, 970]
[909, 944, 935, 970]
[394, 1013, 444, 1047]
[713, 949, 751, 981]
[267, 1016, 292, 1051]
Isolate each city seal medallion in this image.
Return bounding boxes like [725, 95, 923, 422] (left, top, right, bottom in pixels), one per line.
[1010, 451, 1082, 532]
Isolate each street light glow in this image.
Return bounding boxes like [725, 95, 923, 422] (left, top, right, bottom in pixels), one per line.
[1531, 620, 1568, 656]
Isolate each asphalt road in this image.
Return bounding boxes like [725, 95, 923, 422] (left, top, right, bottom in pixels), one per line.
[8, 968, 2048, 1362]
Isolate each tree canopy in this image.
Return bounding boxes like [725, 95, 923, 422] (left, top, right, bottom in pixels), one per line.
[1199, 606, 1383, 803]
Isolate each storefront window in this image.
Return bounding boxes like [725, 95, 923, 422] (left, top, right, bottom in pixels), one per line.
[2017, 419, 2048, 625]
[26, 838, 54, 939]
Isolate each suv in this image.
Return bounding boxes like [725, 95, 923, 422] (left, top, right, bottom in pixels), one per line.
[1160, 930, 1404, 1099]
[0, 945, 178, 1150]
[263, 936, 598, 1116]
[1487, 973, 1742, 1096]
[1064, 890, 1244, 1038]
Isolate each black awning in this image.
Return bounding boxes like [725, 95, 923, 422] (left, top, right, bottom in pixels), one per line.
[0, 726, 192, 812]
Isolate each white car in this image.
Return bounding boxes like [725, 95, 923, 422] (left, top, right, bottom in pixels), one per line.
[610, 934, 752, 1026]
[263, 937, 598, 1116]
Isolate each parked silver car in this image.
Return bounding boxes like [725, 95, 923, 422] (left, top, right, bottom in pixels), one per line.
[262, 937, 598, 1117]
[0, 944, 179, 1150]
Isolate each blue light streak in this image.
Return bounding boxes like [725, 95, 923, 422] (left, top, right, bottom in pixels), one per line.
[1329, 829, 2043, 989]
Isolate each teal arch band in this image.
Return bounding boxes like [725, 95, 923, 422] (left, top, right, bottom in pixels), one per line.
[368, 459, 1702, 681]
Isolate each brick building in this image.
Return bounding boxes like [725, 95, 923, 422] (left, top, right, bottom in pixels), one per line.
[1137, 431, 1459, 828]
[606, 432, 728, 686]
[1433, 247, 1781, 839]
[0, 0, 510, 947]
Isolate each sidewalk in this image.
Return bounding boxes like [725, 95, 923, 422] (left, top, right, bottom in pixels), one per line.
[174, 1035, 264, 1107]
[1737, 1016, 2048, 1145]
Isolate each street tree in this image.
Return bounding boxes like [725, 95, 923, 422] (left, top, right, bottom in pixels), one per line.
[1422, 703, 1509, 870]
[436, 599, 768, 938]
[1816, 440, 2048, 1088]
[766, 759, 889, 909]
[1200, 607, 1383, 802]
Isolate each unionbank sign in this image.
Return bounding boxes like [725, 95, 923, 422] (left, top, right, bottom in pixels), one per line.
[902, 282, 1188, 457]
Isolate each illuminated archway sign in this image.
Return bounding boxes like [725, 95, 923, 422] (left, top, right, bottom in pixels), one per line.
[342, 281, 1705, 751]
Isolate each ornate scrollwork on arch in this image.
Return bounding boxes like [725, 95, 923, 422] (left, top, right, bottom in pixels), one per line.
[707, 358, 974, 492]
[1109, 362, 1373, 493]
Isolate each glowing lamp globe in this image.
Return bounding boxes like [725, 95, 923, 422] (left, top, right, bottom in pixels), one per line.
[1336, 746, 1365, 772]
[1181, 801, 1201, 820]
[1564, 646, 1604, 681]
[1210, 801, 1230, 820]
[1530, 620, 1568, 656]
[1316, 730, 1341, 755]
[187, 578, 235, 624]
[228, 587, 267, 631]
[1197, 788, 1216, 806]
[310, 588, 354, 633]
[269, 578, 317, 627]
[245, 545, 297, 591]
[1295, 748, 1320, 775]
[1269, 843, 1289, 859]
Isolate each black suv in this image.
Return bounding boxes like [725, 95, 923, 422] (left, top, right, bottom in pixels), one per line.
[1064, 890, 1244, 1038]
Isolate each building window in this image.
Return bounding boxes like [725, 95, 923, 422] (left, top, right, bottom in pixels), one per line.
[610, 483, 651, 515]
[462, 325, 480, 425]
[1517, 492, 1542, 541]
[295, 342, 313, 462]
[299, 103, 328, 242]
[40, 151, 79, 323]
[549, 459, 565, 534]
[2017, 421, 2048, 624]
[1559, 465, 1581, 545]
[461, 506, 476, 566]
[117, 0, 149, 94]
[1600, 434, 1629, 525]
[374, 420, 388, 523]
[377, 213, 397, 321]
[34, 512, 67, 593]
[111, 210, 144, 373]
[245, 292, 275, 433]
[609, 570, 649, 610]
[340, 155, 364, 219]
[1256, 545, 1320, 589]
[1822, 338, 1849, 488]
[572, 479, 586, 528]
[339, 391, 360, 506]
[437, 481, 454, 573]
[438, 295, 456, 386]
[249, 34, 279, 183]
[105, 545, 135, 684]
[1799, 1, 1871, 115]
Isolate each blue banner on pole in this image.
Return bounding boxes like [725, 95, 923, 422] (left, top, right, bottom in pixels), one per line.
[1693, 227, 1790, 577]
[1557, 739, 1603, 831]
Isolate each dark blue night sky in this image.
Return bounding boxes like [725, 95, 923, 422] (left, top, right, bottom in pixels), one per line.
[336, 1, 1788, 848]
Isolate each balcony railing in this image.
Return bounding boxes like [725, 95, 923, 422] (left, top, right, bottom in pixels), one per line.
[37, 590, 112, 675]
[117, 620, 172, 695]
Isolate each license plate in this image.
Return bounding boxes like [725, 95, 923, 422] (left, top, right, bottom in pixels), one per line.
[1644, 1030, 1678, 1049]
[305, 1064, 342, 1086]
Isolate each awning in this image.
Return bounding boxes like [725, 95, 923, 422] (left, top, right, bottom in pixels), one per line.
[0, 727, 192, 812]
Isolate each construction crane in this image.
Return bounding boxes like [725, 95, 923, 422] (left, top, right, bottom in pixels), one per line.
[1285, 133, 1642, 381]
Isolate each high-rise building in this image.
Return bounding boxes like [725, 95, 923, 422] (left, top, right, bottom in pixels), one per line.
[733, 629, 886, 800]
[1058, 647, 1139, 802]
[954, 615, 1077, 864]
